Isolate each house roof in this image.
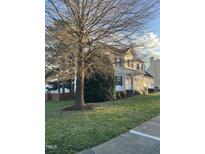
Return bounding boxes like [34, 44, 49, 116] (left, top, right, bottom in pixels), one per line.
[105, 44, 130, 54]
[108, 45, 145, 63]
[97, 42, 145, 63]
[136, 58, 144, 63]
[144, 71, 153, 78]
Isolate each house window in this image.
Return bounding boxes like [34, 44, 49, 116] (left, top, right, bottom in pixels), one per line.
[137, 63, 140, 70]
[141, 64, 144, 71]
[115, 76, 122, 86]
[127, 60, 130, 67]
[131, 61, 134, 68]
[116, 57, 122, 67]
[127, 60, 133, 68]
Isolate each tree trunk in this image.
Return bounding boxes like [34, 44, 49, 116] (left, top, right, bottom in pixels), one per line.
[75, 68, 85, 107]
[75, 33, 85, 107]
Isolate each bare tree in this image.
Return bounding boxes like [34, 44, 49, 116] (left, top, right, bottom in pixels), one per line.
[45, 24, 76, 83]
[133, 32, 160, 67]
[45, 23, 114, 86]
[46, 0, 159, 108]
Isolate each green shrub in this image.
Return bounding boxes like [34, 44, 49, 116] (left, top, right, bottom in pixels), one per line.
[84, 73, 115, 103]
[115, 91, 127, 99]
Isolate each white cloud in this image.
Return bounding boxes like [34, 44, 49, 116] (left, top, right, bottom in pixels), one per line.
[133, 32, 160, 67]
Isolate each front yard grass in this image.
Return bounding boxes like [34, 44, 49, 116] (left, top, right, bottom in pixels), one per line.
[45, 93, 160, 154]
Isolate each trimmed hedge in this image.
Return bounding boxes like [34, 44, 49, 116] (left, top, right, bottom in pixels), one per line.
[84, 73, 115, 103]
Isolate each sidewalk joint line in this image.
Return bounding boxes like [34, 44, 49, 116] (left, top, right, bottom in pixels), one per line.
[129, 130, 160, 141]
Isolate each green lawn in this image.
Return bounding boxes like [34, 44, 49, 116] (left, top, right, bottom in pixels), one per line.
[46, 93, 160, 154]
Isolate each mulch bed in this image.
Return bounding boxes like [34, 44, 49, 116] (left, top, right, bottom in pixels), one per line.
[61, 104, 98, 111]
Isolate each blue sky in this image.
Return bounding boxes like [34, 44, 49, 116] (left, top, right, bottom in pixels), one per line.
[147, 15, 160, 56]
[149, 15, 160, 37]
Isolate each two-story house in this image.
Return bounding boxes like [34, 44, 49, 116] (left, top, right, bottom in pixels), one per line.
[105, 45, 154, 95]
[45, 40, 154, 96]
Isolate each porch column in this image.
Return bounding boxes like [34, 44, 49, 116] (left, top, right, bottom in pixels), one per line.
[123, 73, 126, 91]
[132, 73, 135, 95]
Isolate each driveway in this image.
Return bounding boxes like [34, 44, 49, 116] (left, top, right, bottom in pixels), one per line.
[78, 116, 160, 154]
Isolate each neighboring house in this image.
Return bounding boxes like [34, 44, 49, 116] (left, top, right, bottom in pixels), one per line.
[147, 57, 160, 90]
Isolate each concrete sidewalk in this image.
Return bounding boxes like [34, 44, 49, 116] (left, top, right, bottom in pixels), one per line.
[78, 116, 160, 154]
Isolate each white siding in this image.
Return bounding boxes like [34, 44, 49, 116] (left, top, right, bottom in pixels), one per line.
[115, 85, 125, 91]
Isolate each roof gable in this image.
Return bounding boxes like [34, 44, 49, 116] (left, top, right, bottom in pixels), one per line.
[100, 43, 144, 62]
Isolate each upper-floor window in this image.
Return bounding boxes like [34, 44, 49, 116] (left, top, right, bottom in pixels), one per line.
[141, 64, 144, 71]
[116, 56, 122, 67]
[115, 76, 122, 86]
[131, 61, 134, 68]
[127, 60, 130, 67]
[127, 60, 134, 68]
[137, 63, 140, 70]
